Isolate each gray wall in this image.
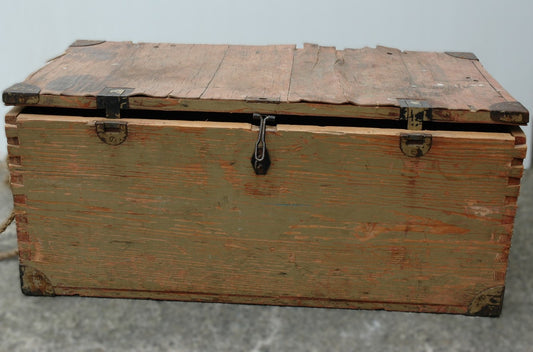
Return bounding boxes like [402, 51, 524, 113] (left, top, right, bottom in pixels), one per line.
[1, 0, 531, 167]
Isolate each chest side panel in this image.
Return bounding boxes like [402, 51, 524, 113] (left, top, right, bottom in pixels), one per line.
[11, 113, 522, 314]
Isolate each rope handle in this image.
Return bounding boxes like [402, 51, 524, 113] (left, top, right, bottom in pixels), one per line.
[0, 210, 18, 260]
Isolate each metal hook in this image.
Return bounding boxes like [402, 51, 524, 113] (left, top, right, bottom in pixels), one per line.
[251, 114, 275, 175]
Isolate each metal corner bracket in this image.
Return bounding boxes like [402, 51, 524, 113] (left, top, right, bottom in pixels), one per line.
[2, 83, 41, 105]
[467, 286, 505, 317]
[19, 264, 56, 296]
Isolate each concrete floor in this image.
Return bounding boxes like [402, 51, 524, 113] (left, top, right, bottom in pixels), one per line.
[0, 163, 532, 352]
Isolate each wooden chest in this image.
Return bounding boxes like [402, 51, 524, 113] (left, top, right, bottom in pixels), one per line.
[3, 40, 528, 316]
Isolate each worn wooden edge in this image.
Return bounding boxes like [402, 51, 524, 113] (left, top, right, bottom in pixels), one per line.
[481, 127, 528, 316]
[5, 94, 527, 125]
[467, 286, 505, 317]
[444, 51, 479, 61]
[69, 39, 106, 47]
[5, 107, 30, 265]
[15, 212, 30, 261]
[489, 102, 529, 124]
[47, 286, 470, 315]
[2, 83, 40, 105]
[15, 113, 518, 142]
[460, 127, 523, 318]
[472, 60, 529, 125]
[5, 106, 24, 124]
[511, 144, 527, 160]
[18, 94, 401, 120]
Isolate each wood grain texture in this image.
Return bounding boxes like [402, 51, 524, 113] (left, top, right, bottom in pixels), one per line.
[10, 112, 520, 314]
[6, 41, 527, 124]
[200, 44, 294, 101]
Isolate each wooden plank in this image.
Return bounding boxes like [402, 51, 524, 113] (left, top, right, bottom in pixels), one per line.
[200, 44, 295, 101]
[104, 43, 229, 99]
[398, 51, 504, 111]
[289, 45, 415, 106]
[473, 60, 517, 103]
[25, 41, 135, 96]
[7, 41, 526, 124]
[335, 46, 414, 106]
[5, 106, 24, 125]
[14, 113, 517, 313]
[288, 43, 346, 104]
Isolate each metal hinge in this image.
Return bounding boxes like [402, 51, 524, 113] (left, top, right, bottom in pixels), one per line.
[398, 99, 433, 157]
[96, 87, 134, 119]
[399, 99, 432, 130]
[251, 113, 276, 175]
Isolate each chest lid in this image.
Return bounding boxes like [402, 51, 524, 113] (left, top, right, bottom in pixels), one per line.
[3, 40, 528, 125]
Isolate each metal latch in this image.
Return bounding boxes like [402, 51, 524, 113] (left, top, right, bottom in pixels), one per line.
[95, 121, 128, 145]
[251, 113, 276, 175]
[96, 87, 134, 119]
[400, 133, 432, 157]
[399, 99, 433, 157]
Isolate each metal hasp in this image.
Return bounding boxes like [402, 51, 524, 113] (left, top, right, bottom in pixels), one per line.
[96, 87, 134, 119]
[95, 121, 128, 145]
[398, 99, 433, 157]
[251, 113, 276, 175]
[400, 133, 432, 157]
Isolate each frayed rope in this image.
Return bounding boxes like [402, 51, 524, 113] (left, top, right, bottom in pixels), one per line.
[0, 210, 17, 260]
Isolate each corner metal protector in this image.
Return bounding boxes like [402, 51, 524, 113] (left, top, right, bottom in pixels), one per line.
[2, 83, 41, 105]
[467, 286, 505, 317]
[96, 87, 134, 119]
[19, 264, 55, 296]
[489, 101, 529, 124]
[70, 40, 106, 47]
[445, 51, 479, 61]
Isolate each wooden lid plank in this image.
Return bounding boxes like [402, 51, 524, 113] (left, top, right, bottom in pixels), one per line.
[3, 40, 528, 125]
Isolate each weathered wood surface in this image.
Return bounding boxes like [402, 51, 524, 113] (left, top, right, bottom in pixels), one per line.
[4, 41, 528, 124]
[8, 111, 524, 314]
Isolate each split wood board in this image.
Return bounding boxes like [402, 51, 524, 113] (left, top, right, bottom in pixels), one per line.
[3, 41, 528, 124]
[7, 111, 525, 315]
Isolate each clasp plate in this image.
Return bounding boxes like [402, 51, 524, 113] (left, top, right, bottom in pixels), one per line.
[400, 133, 432, 157]
[95, 121, 128, 145]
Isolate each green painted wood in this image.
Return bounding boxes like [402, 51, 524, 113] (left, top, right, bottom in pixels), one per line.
[12, 113, 519, 314]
